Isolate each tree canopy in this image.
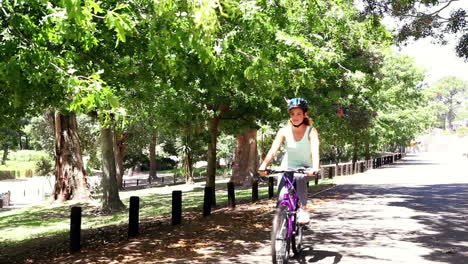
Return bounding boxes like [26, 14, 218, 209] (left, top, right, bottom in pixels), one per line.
[0, 0, 442, 206]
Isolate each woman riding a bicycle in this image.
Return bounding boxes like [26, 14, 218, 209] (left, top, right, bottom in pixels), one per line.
[258, 97, 320, 224]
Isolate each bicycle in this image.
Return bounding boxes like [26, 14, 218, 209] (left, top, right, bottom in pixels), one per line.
[261, 168, 318, 264]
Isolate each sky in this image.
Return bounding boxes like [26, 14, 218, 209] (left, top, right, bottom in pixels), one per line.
[398, 38, 468, 85]
[381, 1, 468, 85]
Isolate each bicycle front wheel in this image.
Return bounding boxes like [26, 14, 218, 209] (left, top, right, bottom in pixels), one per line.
[271, 204, 290, 264]
[291, 220, 304, 254]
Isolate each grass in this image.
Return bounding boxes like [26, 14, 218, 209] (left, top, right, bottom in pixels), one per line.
[0, 150, 50, 178]
[0, 181, 260, 244]
[0, 160, 35, 178]
[0, 177, 335, 247]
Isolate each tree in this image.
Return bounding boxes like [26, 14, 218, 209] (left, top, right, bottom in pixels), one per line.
[428, 76, 468, 130]
[360, 0, 468, 60]
[231, 128, 258, 186]
[51, 111, 91, 202]
[1, 0, 136, 207]
[100, 126, 125, 211]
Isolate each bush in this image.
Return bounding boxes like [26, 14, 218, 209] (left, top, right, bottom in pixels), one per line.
[156, 157, 177, 171]
[124, 153, 150, 170]
[0, 171, 16, 180]
[456, 126, 468, 137]
[123, 153, 177, 171]
[34, 156, 54, 176]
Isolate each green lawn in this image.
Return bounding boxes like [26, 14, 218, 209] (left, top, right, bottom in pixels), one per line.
[0, 150, 50, 178]
[0, 178, 335, 247]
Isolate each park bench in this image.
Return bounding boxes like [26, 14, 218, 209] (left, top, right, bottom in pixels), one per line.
[0, 191, 11, 208]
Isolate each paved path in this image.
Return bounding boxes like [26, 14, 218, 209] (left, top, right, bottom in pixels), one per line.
[234, 152, 468, 264]
[21, 151, 468, 264]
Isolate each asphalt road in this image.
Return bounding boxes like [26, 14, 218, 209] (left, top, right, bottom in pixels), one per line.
[233, 152, 468, 264]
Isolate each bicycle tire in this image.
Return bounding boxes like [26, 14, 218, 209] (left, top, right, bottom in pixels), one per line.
[291, 219, 303, 254]
[271, 204, 290, 264]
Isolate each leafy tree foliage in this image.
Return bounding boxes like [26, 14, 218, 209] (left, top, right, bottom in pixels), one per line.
[360, 0, 468, 60]
[0, 0, 440, 210]
[427, 76, 468, 130]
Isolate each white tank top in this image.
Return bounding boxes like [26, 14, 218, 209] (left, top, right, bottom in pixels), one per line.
[280, 126, 313, 169]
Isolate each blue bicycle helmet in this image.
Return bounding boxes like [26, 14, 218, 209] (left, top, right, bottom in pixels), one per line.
[287, 97, 308, 112]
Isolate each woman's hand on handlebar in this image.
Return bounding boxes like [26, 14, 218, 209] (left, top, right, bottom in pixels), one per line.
[258, 168, 269, 176]
[305, 168, 320, 177]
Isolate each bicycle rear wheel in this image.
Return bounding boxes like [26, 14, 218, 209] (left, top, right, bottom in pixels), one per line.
[271, 204, 290, 264]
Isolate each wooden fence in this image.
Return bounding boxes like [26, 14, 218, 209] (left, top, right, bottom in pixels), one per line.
[67, 152, 405, 253]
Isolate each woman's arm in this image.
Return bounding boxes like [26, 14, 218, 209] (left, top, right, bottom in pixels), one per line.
[309, 127, 320, 171]
[258, 128, 285, 172]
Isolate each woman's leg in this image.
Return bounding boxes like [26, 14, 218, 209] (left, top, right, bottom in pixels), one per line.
[296, 175, 308, 208]
[277, 175, 287, 201]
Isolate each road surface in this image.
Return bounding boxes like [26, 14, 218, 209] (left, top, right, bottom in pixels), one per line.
[234, 152, 468, 264]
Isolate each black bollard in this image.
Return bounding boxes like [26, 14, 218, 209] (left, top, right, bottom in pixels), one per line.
[172, 191, 182, 225]
[203, 187, 213, 217]
[136, 179, 139, 186]
[228, 182, 236, 208]
[252, 181, 259, 202]
[268, 177, 274, 199]
[70, 207, 82, 253]
[315, 173, 319, 185]
[128, 196, 139, 238]
[328, 167, 333, 179]
[123, 180, 126, 188]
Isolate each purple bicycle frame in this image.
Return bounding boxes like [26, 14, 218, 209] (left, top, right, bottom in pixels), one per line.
[277, 173, 299, 238]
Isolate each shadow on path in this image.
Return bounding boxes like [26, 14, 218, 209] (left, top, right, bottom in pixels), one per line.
[310, 182, 468, 263]
[293, 246, 343, 263]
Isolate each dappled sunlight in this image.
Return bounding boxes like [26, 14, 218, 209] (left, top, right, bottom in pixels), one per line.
[308, 178, 468, 263]
[40, 201, 275, 264]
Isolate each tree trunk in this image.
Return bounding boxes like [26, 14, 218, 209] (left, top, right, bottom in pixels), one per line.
[206, 104, 228, 206]
[24, 135, 30, 150]
[364, 139, 371, 160]
[447, 105, 455, 131]
[1, 144, 8, 165]
[18, 134, 22, 150]
[206, 117, 219, 204]
[149, 134, 157, 180]
[184, 132, 195, 184]
[352, 134, 359, 171]
[334, 145, 342, 168]
[231, 129, 258, 186]
[113, 132, 127, 190]
[52, 112, 91, 203]
[101, 127, 125, 212]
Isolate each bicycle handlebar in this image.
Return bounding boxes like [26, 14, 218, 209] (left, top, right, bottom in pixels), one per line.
[258, 168, 318, 175]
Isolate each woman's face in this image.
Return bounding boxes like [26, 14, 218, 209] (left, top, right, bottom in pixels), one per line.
[289, 108, 306, 126]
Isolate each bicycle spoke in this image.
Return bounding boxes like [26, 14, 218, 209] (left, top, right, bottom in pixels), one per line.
[271, 205, 290, 264]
